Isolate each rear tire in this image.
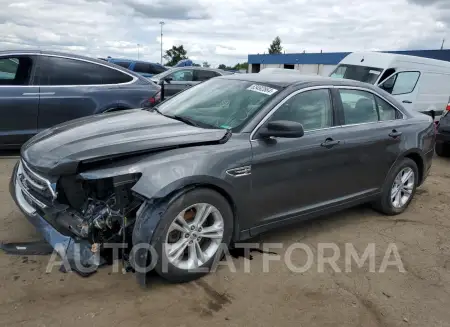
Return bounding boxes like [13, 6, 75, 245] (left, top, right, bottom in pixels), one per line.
[435, 142, 450, 157]
[151, 188, 233, 283]
[373, 158, 418, 215]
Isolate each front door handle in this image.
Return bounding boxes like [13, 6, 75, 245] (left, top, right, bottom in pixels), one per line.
[389, 130, 402, 138]
[321, 138, 340, 148]
[402, 100, 412, 104]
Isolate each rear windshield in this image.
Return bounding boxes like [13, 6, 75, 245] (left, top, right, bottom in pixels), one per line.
[330, 64, 383, 84]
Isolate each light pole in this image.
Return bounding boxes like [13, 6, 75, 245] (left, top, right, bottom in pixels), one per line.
[137, 43, 140, 59]
[160, 21, 165, 65]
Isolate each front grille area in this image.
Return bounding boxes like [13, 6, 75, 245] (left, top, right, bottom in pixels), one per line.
[17, 160, 56, 209]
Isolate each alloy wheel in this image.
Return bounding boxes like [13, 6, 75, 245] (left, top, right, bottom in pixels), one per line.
[164, 203, 224, 270]
[391, 167, 415, 208]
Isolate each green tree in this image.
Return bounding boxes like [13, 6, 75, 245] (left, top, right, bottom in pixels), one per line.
[218, 64, 227, 69]
[233, 62, 249, 71]
[202, 61, 211, 68]
[164, 45, 188, 66]
[268, 36, 283, 54]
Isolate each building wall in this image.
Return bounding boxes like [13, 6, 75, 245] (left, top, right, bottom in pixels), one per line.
[248, 63, 336, 76]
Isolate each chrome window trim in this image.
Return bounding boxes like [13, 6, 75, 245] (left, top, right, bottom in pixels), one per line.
[250, 85, 407, 141]
[0, 53, 137, 88]
[249, 86, 334, 141]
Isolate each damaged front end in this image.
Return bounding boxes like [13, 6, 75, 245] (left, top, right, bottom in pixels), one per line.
[10, 159, 145, 277]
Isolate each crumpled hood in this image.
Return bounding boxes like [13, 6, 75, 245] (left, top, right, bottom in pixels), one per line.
[21, 109, 229, 175]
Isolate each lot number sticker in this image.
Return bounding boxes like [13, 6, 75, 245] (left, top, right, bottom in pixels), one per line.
[247, 84, 278, 95]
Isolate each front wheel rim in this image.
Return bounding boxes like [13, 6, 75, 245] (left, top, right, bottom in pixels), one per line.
[164, 203, 224, 270]
[391, 167, 415, 208]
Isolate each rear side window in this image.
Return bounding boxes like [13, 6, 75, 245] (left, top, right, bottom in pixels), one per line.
[339, 89, 378, 124]
[380, 71, 420, 95]
[375, 96, 403, 121]
[194, 70, 220, 82]
[38, 56, 133, 86]
[0, 56, 33, 85]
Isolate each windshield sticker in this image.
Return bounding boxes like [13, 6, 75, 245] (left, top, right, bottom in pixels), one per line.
[369, 70, 381, 75]
[247, 84, 278, 95]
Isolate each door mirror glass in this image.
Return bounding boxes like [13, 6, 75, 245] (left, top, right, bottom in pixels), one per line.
[259, 120, 305, 138]
[164, 77, 172, 83]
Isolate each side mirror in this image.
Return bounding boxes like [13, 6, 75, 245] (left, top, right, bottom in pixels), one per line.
[164, 77, 173, 84]
[379, 75, 395, 90]
[259, 120, 305, 138]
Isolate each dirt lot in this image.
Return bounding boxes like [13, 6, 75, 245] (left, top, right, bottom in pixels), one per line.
[0, 155, 450, 327]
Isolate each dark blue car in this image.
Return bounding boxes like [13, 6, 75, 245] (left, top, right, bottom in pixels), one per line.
[0, 50, 161, 148]
[105, 58, 168, 78]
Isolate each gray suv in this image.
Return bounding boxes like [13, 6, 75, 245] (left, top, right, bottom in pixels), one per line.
[0, 50, 161, 148]
[151, 67, 232, 98]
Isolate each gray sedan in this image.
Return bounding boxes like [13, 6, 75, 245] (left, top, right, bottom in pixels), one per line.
[151, 66, 232, 98]
[0, 50, 161, 148]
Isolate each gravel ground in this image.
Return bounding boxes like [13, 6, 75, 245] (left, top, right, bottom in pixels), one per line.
[0, 155, 449, 327]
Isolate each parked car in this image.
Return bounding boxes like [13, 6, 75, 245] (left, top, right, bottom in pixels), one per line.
[435, 98, 450, 156]
[0, 50, 161, 148]
[150, 67, 233, 98]
[105, 58, 168, 78]
[330, 51, 450, 121]
[10, 74, 434, 285]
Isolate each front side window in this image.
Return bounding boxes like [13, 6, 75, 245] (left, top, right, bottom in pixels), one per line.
[380, 71, 420, 95]
[157, 78, 280, 131]
[0, 56, 33, 85]
[169, 69, 194, 81]
[270, 89, 333, 131]
[38, 57, 133, 85]
[330, 64, 383, 84]
[339, 89, 378, 124]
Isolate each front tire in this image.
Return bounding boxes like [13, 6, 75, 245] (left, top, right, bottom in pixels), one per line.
[373, 158, 418, 215]
[151, 188, 233, 283]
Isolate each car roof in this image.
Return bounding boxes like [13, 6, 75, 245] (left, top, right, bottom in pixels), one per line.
[168, 66, 227, 73]
[0, 49, 146, 79]
[108, 58, 165, 66]
[218, 73, 381, 89]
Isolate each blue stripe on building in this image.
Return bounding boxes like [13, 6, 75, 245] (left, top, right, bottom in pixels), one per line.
[248, 49, 450, 65]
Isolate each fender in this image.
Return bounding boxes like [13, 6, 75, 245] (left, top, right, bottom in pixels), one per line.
[384, 148, 426, 186]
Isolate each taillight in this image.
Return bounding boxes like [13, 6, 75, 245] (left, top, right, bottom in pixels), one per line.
[446, 102, 450, 111]
[149, 91, 161, 105]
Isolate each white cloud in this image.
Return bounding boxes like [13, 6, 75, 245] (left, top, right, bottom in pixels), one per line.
[0, 0, 449, 67]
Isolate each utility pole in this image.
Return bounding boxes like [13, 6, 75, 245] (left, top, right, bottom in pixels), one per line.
[137, 44, 140, 59]
[441, 38, 445, 50]
[160, 21, 165, 65]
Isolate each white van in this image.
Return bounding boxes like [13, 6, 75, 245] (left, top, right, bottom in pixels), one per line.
[330, 52, 450, 120]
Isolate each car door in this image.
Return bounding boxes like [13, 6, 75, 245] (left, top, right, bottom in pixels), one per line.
[36, 55, 133, 130]
[0, 54, 39, 146]
[249, 87, 353, 231]
[164, 69, 194, 97]
[332, 87, 404, 194]
[378, 71, 420, 111]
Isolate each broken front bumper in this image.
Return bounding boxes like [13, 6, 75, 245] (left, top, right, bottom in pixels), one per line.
[9, 161, 101, 274]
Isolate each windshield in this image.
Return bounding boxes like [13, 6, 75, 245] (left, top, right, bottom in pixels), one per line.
[156, 78, 280, 131]
[330, 64, 383, 84]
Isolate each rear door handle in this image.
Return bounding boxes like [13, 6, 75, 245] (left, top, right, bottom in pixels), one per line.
[321, 138, 340, 148]
[402, 100, 412, 104]
[389, 130, 402, 138]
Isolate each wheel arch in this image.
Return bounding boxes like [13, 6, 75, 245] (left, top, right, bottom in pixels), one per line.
[389, 149, 426, 186]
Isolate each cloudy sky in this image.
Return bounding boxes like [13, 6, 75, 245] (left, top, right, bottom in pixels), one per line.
[1, 0, 449, 67]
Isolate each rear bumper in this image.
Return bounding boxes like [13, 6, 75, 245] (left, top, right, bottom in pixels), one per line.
[9, 162, 100, 272]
